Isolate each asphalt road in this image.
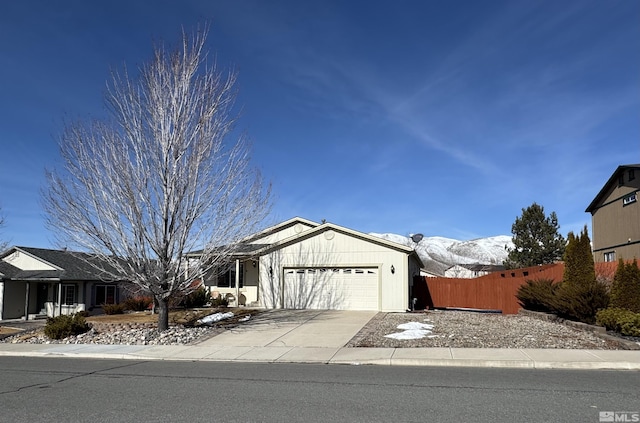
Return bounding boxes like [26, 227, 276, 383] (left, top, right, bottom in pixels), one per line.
[0, 357, 638, 423]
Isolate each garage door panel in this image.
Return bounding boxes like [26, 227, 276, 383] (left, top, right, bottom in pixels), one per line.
[283, 267, 378, 310]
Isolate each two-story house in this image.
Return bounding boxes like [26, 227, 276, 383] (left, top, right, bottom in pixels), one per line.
[586, 164, 640, 262]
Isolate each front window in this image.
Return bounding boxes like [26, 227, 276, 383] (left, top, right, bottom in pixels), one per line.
[603, 251, 616, 262]
[95, 285, 117, 305]
[62, 284, 77, 306]
[216, 264, 244, 288]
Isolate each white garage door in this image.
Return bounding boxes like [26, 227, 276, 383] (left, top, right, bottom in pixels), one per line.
[283, 267, 379, 310]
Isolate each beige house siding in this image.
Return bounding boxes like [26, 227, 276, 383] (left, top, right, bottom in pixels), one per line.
[588, 166, 640, 262]
[258, 229, 411, 312]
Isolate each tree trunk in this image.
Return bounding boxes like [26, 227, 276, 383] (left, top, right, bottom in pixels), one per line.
[157, 297, 170, 331]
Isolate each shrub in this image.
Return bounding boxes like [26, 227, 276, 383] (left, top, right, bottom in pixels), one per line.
[554, 278, 609, 324]
[554, 227, 609, 324]
[102, 303, 126, 315]
[596, 307, 640, 337]
[123, 296, 153, 311]
[44, 313, 90, 340]
[609, 259, 640, 313]
[516, 278, 559, 312]
[211, 294, 229, 308]
[182, 287, 211, 309]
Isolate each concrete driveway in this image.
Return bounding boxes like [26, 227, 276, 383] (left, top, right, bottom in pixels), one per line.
[196, 309, 377, 348]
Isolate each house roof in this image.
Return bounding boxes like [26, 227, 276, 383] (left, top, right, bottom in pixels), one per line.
[185, 217, 320, 258]
[185, 217, 424, 267]
[586, 164, 640, 213]
[251, 221, 425, 267]
[0, 246, 124, 282]
[0, 260, 20, 279]
[240, 216, 320, 244]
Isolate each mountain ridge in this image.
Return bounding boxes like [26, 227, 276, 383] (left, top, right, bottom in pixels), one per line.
[370, 233, 514, 276]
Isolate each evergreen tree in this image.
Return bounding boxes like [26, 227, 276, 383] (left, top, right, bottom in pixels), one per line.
[554, 226, 609, 323]
[609, 259, 640, 313]
[504, 203, 566, 269]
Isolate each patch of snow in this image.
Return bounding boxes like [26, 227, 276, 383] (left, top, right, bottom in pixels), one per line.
[197, 312, 234, 325]
[384, 321, 437, 340]
[397, 322, 434, 331]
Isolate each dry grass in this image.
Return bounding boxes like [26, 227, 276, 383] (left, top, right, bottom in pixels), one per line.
[86, 308, 258, 327]
[0, 327, 21, 336]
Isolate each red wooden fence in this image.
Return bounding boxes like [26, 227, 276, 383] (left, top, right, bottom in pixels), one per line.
[415, 262, 619, 314]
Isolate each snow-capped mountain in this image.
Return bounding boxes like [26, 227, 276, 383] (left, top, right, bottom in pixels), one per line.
[370, 233, 514, 276]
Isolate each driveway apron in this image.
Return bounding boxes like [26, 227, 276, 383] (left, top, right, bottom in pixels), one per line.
[196, 310, 377, 348]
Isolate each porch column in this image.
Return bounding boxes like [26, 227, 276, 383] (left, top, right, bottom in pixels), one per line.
[235, 258, 240, 307]
[23, 282, 30, 320]
[58, 283, 63, 317]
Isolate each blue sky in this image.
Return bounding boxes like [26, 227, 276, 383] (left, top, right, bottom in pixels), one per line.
[1, 0, 638, 248]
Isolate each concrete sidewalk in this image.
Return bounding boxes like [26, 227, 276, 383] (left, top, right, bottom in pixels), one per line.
[0, 342, 639, 369]
[1, 309, 639, 369]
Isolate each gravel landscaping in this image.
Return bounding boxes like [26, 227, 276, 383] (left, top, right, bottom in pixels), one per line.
[346, 310, 635, 349]
[2, 309, 638, 349]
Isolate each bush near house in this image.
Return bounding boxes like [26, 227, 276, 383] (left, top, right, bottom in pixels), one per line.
[609, 259, 640, 313]
[594, 259, 640, 337]
[102, 303, 126, 315]
[211, 293, 229, 308]
[44, 313, 90, 340]
[181, 286, 211, 309]
[516, 278, 559, 313]
[123, 296, 153, 311]
[596, 308, 640, 337]
[553, 227, 609, 324]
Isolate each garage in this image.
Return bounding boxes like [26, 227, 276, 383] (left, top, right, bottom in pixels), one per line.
[283, 267, 379, 310]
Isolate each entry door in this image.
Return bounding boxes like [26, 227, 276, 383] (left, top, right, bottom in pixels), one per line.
[36, 284, 48, 314]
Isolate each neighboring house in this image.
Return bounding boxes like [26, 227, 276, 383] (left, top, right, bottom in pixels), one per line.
[189, 217, 424, 312]
[420, 268, 442, 278]
[586, 164, 640, 263]
[0, 247, 127, 320]
[444, 263, 505, 278]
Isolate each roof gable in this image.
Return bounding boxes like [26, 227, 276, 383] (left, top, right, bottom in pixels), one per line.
[1, 247, 62, 271]
[254, 221, 421, 262]
[586, 164, 640, 213]
[1, 246, 123, 281]
[242, 217, 319, 245]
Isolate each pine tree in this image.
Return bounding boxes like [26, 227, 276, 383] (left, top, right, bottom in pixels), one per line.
[554, 226, 609, 323]
[609, 259, 640, 313]
[504, 203, 566, 269]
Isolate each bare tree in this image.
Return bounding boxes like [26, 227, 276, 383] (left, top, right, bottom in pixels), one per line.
[0, 206, 8, 251]
[43, 27, 271, 331]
